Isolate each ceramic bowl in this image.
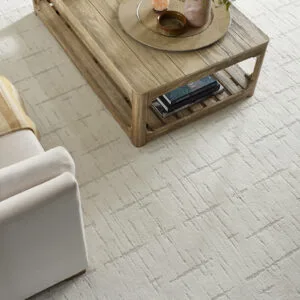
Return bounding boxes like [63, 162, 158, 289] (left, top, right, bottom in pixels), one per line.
[157, 11, 187, 37]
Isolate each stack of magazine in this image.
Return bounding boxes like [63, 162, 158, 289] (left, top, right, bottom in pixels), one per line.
[152, 76, 223, 118]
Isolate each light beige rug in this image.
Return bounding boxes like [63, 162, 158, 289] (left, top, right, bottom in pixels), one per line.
[1, 0, 300, 299]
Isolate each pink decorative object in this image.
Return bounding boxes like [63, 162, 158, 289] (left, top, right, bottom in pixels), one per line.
[184, 0, 212, 28]
[152, 0, 170, 11]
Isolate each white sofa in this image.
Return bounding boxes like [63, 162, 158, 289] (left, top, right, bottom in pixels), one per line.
[0, 130, 88, 300]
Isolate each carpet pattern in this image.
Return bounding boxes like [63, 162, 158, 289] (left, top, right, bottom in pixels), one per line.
[1, 0, 300, 299]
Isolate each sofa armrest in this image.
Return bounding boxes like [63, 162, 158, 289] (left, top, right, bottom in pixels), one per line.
[0, 146, 75, 201]
[0, 172, 88, 299]
[0, 172, 77, 224]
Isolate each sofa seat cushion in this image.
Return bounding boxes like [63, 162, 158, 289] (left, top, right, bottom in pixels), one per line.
[0, 130, 44, 169]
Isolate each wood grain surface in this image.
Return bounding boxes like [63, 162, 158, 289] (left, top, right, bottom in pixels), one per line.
[48, 0, 268, 95]
[36, 0, 268, 146]
[119, 0, 230, 51]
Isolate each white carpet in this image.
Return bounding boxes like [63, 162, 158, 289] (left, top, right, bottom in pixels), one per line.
[1, 0, 300, 299]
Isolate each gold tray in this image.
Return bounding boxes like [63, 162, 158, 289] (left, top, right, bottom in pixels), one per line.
[118, 0, 231, 51]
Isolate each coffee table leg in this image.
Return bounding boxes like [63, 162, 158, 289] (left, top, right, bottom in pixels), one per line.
[248, 46, 267, 96]
[33, 0, 40, 13]
[131, 93, 148, 147]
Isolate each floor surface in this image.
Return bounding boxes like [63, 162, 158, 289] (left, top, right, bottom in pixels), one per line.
[1, 0, 300, 299]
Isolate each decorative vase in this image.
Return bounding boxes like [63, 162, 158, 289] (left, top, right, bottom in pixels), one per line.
[152, 0, 170, 12]
[184, 0, 212, 28]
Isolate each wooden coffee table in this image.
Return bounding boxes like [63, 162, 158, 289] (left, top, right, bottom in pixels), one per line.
[34, 0, 269, 147]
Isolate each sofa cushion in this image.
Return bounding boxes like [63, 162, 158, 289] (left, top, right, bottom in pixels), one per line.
[0, 130, 44, 169]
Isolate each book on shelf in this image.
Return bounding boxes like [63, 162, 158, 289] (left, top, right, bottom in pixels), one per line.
[152, 76, 224, 119]
[162, 76, 219, 106]
[157, 84, 220, 112]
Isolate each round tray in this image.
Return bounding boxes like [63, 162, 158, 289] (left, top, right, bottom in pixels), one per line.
[118, 0, 231, 52]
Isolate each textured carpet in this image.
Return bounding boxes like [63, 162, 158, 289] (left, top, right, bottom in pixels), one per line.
[1, 0, 300, 299]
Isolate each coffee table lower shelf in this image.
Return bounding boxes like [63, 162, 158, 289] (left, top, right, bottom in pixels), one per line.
[140, 67, 250, 142]
[36, 0, 261, 147]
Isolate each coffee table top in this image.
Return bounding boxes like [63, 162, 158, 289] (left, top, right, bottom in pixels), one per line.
[59, 0, 269, 95]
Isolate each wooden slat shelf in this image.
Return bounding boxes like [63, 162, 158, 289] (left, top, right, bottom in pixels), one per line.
[35, 0, 268, 146]
[145, 66, 249, 136]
